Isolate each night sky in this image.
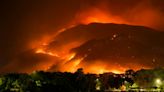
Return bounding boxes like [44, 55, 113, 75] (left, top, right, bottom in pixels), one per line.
[0, 0, 164, 74]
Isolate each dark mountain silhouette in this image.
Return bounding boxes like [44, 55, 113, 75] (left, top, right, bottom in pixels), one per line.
[49, 23, 164, 71]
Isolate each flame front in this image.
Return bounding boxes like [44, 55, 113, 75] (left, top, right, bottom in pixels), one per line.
[32, 4, 156, 74]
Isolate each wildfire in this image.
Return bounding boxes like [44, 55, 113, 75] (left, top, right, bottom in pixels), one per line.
[66, 53, 76, 61]
[98, 69, 122, 74]
[35, 48, 59, 57]
[86, 65, 124, 74]
[111, 70, 122, 74]
[34, 44, 129, 74]
[75, 8, 128, 25]
[99, 69, 109, 74]
[31, 5, 155, 74]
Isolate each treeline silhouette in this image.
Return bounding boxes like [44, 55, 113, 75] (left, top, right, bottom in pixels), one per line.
[1, 68, 164, 92]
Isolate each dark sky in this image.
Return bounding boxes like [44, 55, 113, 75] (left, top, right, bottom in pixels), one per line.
[0, 0, 164, 73]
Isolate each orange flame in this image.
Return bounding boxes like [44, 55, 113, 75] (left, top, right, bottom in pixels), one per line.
[35, 47, 59, 57]
[31, 5, 156, 74]
[75, 8, 128, 25]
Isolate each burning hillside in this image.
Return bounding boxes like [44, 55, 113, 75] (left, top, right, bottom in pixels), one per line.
[36, 23, 164, 74]
[1, 0, 164, 74]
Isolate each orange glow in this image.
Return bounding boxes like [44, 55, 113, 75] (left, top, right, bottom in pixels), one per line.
[84, 65, 124, 74]
[2, 1, 161, 74]
[36, 48, 45, 54]
[75, 8, 128, 25]
[70, 58, 83, 72]
[30, 5, 157, 74]
[111, 70, 122, 74]
[74, 5, 161, 30]
[30, 8, 135, 74]
[35, 48, 59, 57]
[34, 42, 150, 74]
[49, 41, 83, 60]
[59, 61, 126, 74]
[73, 58, 83, 67]
[66, 53, 76, 61]
[98, 69, 109, 74]
[33, 32, 151, 74]
[59, 57, 84, 73]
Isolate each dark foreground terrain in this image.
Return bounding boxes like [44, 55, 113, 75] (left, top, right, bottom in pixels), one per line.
[1, 68, 164, 92]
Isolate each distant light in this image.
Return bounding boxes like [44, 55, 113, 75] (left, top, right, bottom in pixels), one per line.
[155, 78, 162, 87]
[113, 34, 117, 38]
[156, 79, 161, 83]
[95, 78, 101, 90]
